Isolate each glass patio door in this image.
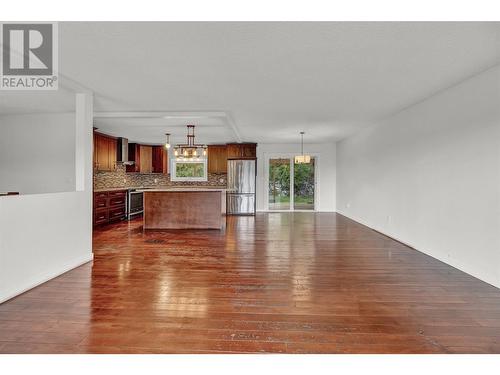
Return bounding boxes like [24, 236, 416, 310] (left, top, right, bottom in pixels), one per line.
[268, 157, 315, 211]
[293, 157, 315, 210]
[268, 158, 291, 210]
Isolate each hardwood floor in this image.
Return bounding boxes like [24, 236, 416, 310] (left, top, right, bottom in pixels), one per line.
[1, 213, 500, 353]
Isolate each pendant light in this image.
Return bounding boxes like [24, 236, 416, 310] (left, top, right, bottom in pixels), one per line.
[164, 133, 171, 149]
[295, 131, 311, 164]
[173, 125, 208, 161]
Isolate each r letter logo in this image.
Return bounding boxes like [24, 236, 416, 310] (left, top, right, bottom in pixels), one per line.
[1, 22, 58, 90]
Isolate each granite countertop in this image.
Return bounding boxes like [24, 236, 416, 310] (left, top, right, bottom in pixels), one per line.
[140, 187, 229, 192]
[94, 186, 228, 192]
[94, 187, 131, 192]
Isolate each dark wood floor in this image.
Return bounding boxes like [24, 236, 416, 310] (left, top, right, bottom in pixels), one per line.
[1, 213, 500, 353]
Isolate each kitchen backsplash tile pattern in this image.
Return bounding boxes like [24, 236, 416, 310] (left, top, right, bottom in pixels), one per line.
[94, 164, 227, 190]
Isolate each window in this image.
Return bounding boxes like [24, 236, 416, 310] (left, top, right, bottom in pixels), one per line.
[170, 159, 208, 181]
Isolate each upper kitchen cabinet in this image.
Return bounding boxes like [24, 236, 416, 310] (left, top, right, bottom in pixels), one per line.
[108, 138, 117, 169]
[226, 143, 257, 160]
[94, 132, 117, 172]
[140, 145, 153, 174]
[126, 143, 140, 172]
[152, 146, 168, 174]
[208, 145, 227, 173]
[127, 144, 166, 174]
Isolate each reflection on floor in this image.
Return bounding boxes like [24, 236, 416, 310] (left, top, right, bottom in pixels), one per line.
[268, 203, 314, 210]
[0, 213, 499, 353]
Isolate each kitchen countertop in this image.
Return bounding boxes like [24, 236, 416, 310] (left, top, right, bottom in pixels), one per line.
[94, 186, 227, 192]
[94, 187, 130, 192]
[140, 188, 229, 192]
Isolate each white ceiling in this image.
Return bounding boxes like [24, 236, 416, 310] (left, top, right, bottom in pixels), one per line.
[93, 114, 237, 145]
[1, 22, 500, 143]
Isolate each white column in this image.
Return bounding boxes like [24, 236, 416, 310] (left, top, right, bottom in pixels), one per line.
[75, 92, 93, 192]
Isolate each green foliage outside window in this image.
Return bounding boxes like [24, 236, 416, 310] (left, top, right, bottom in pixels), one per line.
[294, 162, 315, 204]
[268, 159, 315, 205]
[176, 162, 205, 178]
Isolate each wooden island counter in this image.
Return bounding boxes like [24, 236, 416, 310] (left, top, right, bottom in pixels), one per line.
[142, 188, 226, 230]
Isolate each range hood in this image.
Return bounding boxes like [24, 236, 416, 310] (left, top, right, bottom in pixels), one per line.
[116, 137, 134, 165]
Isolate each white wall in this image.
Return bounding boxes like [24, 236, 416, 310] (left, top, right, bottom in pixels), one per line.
[0, 94, 94, 303]
[0, 113, 76, 195]
[0, 192, 93, 302]
[336, 65, 500, 288]
[257, 143, 336, 212]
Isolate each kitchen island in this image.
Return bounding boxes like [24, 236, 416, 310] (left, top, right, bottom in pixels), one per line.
[142, 188, 226, 230]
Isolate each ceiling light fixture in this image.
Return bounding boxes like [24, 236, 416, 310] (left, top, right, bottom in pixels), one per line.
[164, 133, 171, 149]
[295, 131, 311, 164]
[173, 125, 207, 161]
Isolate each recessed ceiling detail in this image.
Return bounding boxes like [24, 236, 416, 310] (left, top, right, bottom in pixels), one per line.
[93, 111, 239, 145]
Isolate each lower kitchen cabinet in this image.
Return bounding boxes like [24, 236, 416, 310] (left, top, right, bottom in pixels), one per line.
[93, 190, 127, 227]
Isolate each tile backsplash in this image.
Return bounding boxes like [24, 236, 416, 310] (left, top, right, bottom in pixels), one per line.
[94, 164, 227, 190]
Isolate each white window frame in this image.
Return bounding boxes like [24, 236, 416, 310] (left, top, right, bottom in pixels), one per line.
[170, 158, 208, 182]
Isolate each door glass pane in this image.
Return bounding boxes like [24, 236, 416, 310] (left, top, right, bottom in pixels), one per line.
[268, 158, 291, 210]
[294, 157, 315, 210]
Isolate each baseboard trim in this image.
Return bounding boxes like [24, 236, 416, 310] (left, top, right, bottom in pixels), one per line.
[336, 210, 500, 289]
[0, 253, 94, 304]
[336, 210, 418, 250]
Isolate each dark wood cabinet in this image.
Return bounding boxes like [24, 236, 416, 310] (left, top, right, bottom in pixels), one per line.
[208, 145, 227, 174]
[93, 208, 109, 226]
[93, 190, 127, 227]
[94, 197, 107, 209]
[94, 132, 117, 171]
[126, 143, 141, 173]
[226, 144, 240, 159]
[226, 143, 257, 160]
[94, 130, 256, 175]
[152, 146, 168, 174]
[108, 138, 117, 169]
[241, 144, 257, 158]
[126, 144, 161, 174]
[140, 145, 153, 174]
[109, 206, 126, 220]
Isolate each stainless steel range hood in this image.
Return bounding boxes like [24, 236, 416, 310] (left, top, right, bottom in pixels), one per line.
[116, 137, 134, 165]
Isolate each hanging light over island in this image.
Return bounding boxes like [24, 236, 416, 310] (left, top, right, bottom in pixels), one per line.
[173, 125, 207, 161]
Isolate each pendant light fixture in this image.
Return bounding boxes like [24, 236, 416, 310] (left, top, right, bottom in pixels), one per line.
[294, 131, 311, 164]
[164, 133, 171, 149]
[173, 125, 208, 161]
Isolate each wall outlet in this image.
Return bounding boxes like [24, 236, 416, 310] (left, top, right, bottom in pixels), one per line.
[346, 202, 351, 208]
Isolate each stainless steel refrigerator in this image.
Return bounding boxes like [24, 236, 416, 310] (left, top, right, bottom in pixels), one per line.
[227, 159, 256, 215]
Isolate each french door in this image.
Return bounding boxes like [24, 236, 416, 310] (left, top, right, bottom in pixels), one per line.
[267, 156, 316, 211]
